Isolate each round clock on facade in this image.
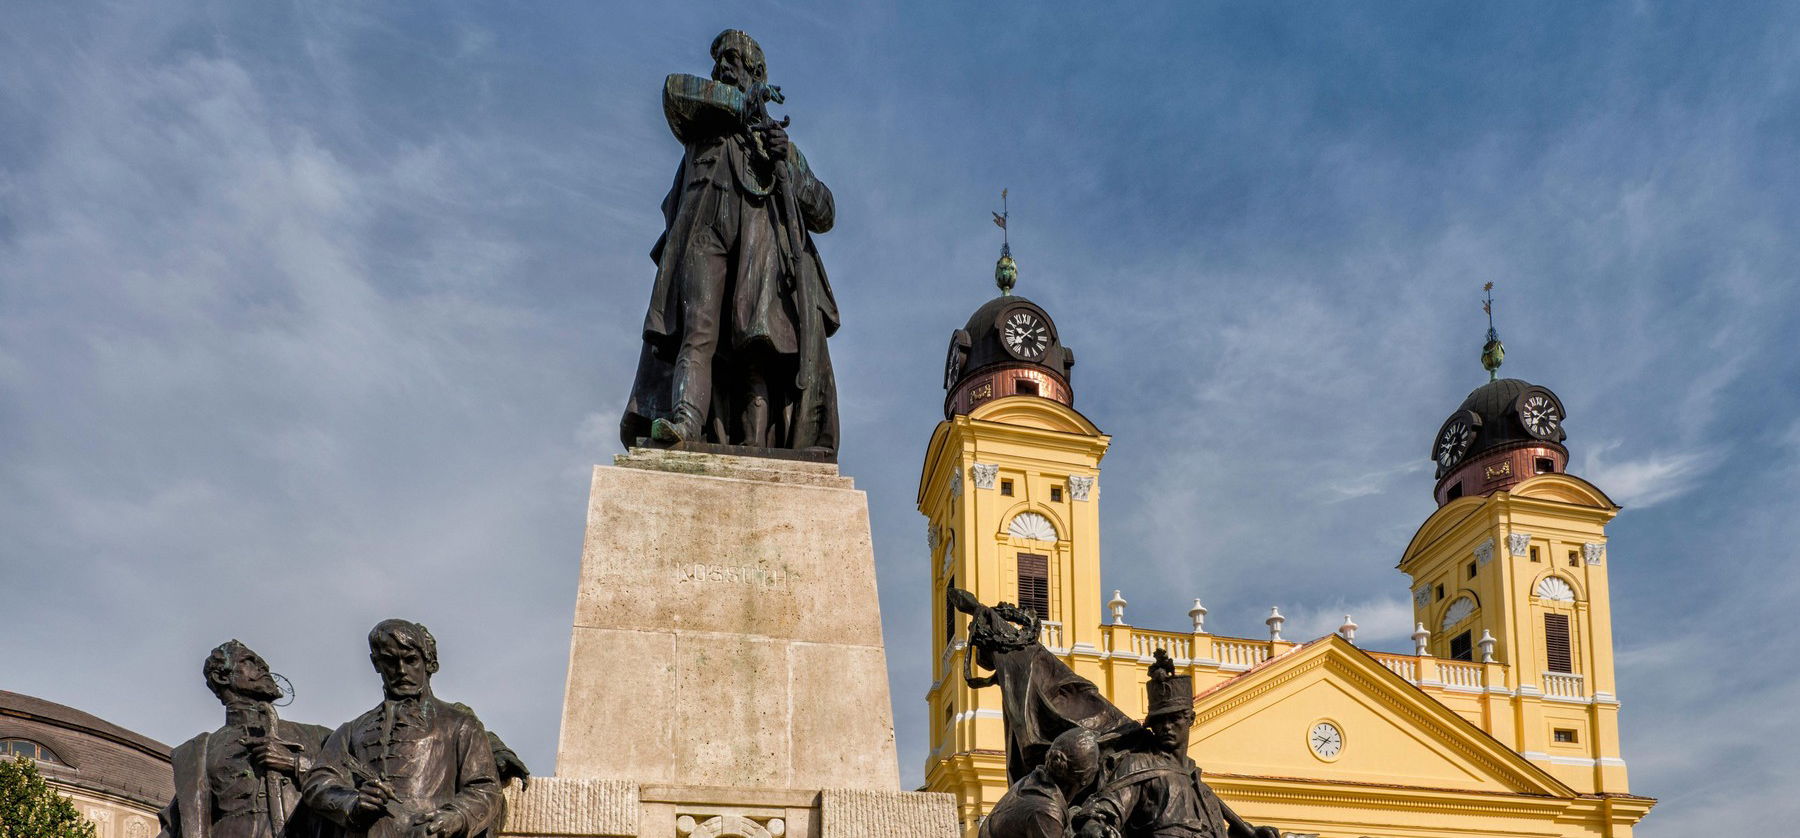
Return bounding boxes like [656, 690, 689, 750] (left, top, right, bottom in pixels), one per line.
[1513, 387, 1566, 441]
[1433, 410, 1482, 477]
[999, 309, 1050, 361]
[1309, 721, 1343, 760]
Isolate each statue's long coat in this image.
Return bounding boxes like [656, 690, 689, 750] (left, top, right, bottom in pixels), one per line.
[620, 73, 838, 450]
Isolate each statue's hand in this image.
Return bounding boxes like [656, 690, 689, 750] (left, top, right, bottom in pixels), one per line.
[495, 750, 531, 791]
[1074, 820, 1114, 838]
[349, 790, 387, 826]
[250, 742, 297, 775]
[760, 124, 790, 161]
[412, 807, 465, 838]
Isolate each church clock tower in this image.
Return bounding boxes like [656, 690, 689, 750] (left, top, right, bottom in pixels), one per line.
[919, 238, 1110, 832]
[1398, 291, 1630, 794]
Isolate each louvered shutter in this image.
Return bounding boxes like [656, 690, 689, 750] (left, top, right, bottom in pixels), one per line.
[1017, 553, 1049, 620]
[1544, 613, 1573, 673]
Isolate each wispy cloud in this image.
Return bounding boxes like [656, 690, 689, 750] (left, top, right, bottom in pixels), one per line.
[1580, 441, 1716, 509]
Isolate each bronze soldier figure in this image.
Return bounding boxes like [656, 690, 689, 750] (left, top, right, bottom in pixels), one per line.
[1074, 652, 1280, 838]
[158, 642, 330, 838]
[620, 29, 840, 456]
[978, 727, 1101, 838]
[302, 620, 504, 838]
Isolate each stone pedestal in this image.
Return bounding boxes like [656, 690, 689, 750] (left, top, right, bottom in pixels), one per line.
[520, 449, 955, 837]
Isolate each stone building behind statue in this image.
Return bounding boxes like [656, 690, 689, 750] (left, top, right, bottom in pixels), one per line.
[1, 690, 174, 838]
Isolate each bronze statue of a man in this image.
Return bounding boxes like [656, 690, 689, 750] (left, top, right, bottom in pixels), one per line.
[302, 620, 504, 838]
[1074, 652, 1279, 838]
[159, 641, 332, 838]
[620, 29, 840, 455]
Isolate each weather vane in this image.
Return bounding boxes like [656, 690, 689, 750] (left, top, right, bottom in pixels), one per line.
[1481, 282, 1505, 381]
[991, 188, 1016, 295]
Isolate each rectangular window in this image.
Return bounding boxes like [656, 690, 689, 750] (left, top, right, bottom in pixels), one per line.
[1535, 457, 1555, 474]
[1449, 630, 1473, 662]
[944, 577, 956, 642]
[1567, 550, 1580, 567]
[1001, 479, 1014, 496]
[1530, 546, 1541, 563]
[1050, 486, 1063, 502]
[1015, 380, 1039, 396]
[1553, 728, 1579, 744]
[1467, 561, 1477, 579]
[1435, 583, 1445, 601]
[1544, 613, 1573, 673]
[1017, 553, 1050, 620]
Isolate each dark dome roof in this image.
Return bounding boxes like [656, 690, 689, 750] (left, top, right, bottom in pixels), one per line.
[954, 294, 1072, 384]
[1433, 377, 1568, 472]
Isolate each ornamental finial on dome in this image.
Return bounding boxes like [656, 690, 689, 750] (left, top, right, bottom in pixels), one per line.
[1481, 282, 1505, 381]
[991, 188, 1016, 295]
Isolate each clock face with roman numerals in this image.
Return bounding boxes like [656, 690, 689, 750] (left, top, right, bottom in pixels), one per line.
[1514, 388, 1565, 441]
[1310, 721, 1343, 759]
[1434, 410, 1482, 477]
[1000, 310, 1049, 361]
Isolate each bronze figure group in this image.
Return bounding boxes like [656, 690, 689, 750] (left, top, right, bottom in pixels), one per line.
[950, 589, 1283, 838]
[159, 622, 527, 838]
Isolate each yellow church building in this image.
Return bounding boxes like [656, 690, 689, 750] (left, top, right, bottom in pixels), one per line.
[919, 260, 1655, 836]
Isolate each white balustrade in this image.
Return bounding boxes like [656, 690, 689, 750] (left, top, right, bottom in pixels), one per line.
[1439, 662, 1483, 689]
[1542, 672, 1586, 698]
[1371, 653, 1418, 682]
[1129, 631, 1191, 661]
[1038, 621, 1064, 650]
[1215, 639, 1269, 669]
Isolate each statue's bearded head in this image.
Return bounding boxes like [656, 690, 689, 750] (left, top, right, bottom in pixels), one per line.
[710, 29, 766, 93]
[204, 640, 283, 704]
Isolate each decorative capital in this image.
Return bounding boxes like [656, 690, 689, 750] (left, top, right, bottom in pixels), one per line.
[971, 463, 999, 490]
[1583, 542, 1605, 565]
[1413, 585, 1430, 608]
[1068, 475, 1095, 502]
[1507, 532, 1532, 557]
[1474, 538, 1495, 566]
[948, 469, 963, 499]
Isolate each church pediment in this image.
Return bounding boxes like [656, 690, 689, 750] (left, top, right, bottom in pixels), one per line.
[1188, 636, 1573, 798]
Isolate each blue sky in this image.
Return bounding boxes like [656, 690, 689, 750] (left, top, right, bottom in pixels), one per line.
[3, 2, 1796, 831]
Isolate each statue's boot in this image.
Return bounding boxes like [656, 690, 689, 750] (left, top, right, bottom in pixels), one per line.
[651, 416, 688, 444]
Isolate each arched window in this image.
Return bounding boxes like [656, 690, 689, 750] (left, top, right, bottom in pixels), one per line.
[1440, 595, 1477, 631]
[1535, 576, 1576, 602]
[2, 738, 63, 764]
[1007, 512, 1057, 541]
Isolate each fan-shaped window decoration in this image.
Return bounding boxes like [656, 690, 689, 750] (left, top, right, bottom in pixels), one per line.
[1440, 596, 1477, 631]
[1535, 576, 1576, 602]
[3, 739, 63, 764]
[1007, 512, 1057, 541]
